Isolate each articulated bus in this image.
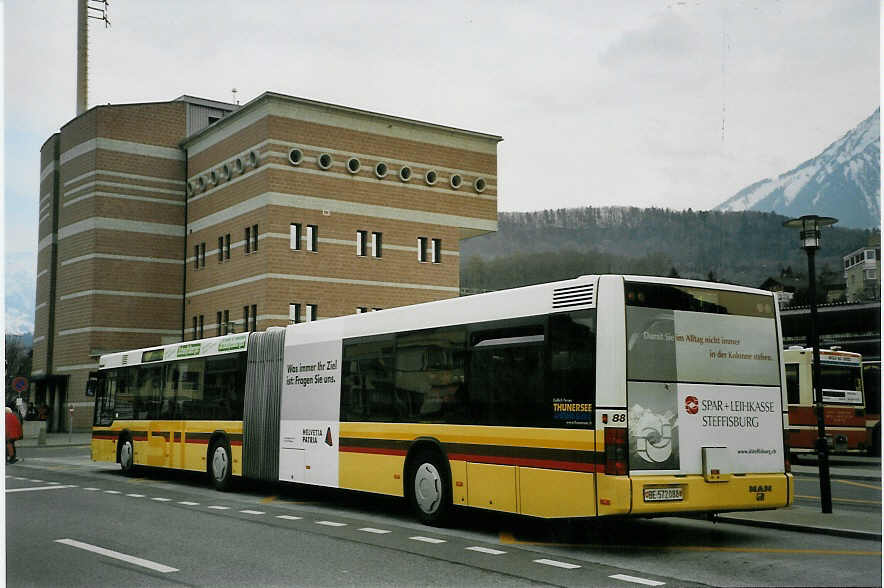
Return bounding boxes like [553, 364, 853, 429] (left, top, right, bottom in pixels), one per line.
[783, 347, 867, 455]
[92, 275, 793, 525]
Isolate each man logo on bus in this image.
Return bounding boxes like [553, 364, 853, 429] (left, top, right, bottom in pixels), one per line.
[685, 396, 699, 415]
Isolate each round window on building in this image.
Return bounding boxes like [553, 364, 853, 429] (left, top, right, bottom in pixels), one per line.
[248, 151, 259, 168]
[449, 174, 463, 189]
[399, 166, 412, 182]
[474, 177, 486, 193]
[375, 162, 388, 178]
[425, 170, 438, 185]
[347, 157, 361, 174]
[210, 170, 218, 185]
[288, 148, 303, 166]
[234, 158, 244, 174]
[221, 163, 231, 181]
[318, 153, 333, 170]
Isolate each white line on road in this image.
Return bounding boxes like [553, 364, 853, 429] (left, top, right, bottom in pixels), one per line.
[6, 485, 76, 493]
[104, 490, 121, 494]
[240, 510, 264, 515]
[178, 501, 199, 506]
[534, 559, 581, 570]
[466, 546, 506, 555]
[55, 539, 179, 573]
[410, 536, 446, 544]
[315, 521, 347, 527]
[29, 479, 44, 483]
[359, 528, 392, 534]
[83, 487, 100, 491]
[276, 515, 302, 520]
[47, 481, 61, 485]
[125, 493, 145, 498]
[151, 497, 172, 502]
[609, 574, 666, 586]
[207, 505, 230, 510]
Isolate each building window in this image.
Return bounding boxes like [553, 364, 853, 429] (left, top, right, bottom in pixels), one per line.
[243, 306, 249, 332]
[866, 250, 876, 260]
[356, 230, 367, 257]
[307, 225, 318, 252]
[251, 304, 257, 332]
[372, 232, 382, 258]
[224, 234, 231, 260]
[218, 237, 224, 263]
[217, 311, 222, 336]
[432, 239, 441, 263]
[866, 270, 877, 280]
[223, 310, 230, 335]
[373, 307, 382, 312]
[192, 316, 197, 340]
[194, 245, 200, 269]
[306, 304, 318, 322]
[289, 303, 301, 325]
[200, 242, 206, 267]
[356, 307, 368, 314]
[245, 226, 251, 254]
[199, 315, 204, 338]
[418, 237, 428, 262]
[290, 223, 302, 250]
[252, 224, 258, 252]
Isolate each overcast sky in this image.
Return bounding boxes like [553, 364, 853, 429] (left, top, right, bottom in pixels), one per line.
[3, 0, 880, 265]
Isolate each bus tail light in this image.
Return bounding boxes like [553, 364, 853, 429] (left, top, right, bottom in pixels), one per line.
[783, 431, 791, 473]
[605, 427, 628, 475]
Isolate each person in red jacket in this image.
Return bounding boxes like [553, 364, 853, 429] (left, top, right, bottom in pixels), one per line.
[6, 406, 23, 463]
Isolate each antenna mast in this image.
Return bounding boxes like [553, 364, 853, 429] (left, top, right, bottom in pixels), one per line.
[76, 0, 111, 115]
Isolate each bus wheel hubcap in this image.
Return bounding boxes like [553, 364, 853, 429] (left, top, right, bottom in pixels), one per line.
[213, 447, 228, 480]
[121, 442, 132, 467]
[414, 463, 441, 513]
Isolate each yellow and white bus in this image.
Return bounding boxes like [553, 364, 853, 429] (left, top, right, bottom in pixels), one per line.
[92, 275, 793, 525]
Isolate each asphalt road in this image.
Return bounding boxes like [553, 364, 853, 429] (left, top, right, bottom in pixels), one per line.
[5, 446, 882, 587]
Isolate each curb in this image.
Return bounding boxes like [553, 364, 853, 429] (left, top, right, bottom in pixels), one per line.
[714, 515, 882, 541]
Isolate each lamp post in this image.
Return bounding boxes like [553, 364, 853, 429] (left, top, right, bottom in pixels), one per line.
[783, 214, 837, 514]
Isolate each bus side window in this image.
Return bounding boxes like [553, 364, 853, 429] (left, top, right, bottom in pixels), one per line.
[785, 364, 799, 404]
[341, 335, 394, 422]
[394, 327, 466, 423]
[548, 311, 596, 428]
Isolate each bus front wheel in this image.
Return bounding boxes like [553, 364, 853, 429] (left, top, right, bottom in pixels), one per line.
[406, 450, 452, 526]
[209, 438, 232, 491]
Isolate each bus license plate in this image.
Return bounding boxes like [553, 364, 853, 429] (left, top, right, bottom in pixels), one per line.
[643, 487, 683, 502]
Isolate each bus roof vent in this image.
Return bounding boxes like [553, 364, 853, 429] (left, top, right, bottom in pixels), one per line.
[552, 283, 594, 310]
[121, 354, 129, 365]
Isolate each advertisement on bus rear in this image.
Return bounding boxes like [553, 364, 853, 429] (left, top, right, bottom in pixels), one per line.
[626, 306, 783, 475]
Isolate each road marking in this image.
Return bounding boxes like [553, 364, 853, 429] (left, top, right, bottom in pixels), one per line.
[276, 515, 302, 520]
[316, 521, 347, 527]
[6, 485, 76, 493]
[261, 495, 278, 503]
[359, 528, 392, 534]
[29, 479, 44, 483]
[125, 493, 145, 498]
[466, 546, 506, 555]
[83, 487, 100, 491]
[534, 558, 581, 569]
[410, 536, 446, 544]
[796, 493, 881, 505]
[55, 538, 178, 573]
[178, 501, 199, 506]
[151, 497, 172, 502]
[104, 490, 121, 494]
[500, 532, 880, 556]
[610, 573, 665, 585]
[46, 481, 61, 485]
[834, 479, 882, 491]
[240, 509, 265, 515]
[207, 505, 230, 510]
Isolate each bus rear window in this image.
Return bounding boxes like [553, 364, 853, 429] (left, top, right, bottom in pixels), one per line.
[625, 282, 775, 318]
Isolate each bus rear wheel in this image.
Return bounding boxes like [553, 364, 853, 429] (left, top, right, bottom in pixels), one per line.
[209, 438, 232, 491]
[406, 450, 452, 526]
[119, 435, 136, 476]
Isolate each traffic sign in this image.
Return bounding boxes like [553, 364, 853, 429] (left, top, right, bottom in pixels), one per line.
[11, 377, 28, 393]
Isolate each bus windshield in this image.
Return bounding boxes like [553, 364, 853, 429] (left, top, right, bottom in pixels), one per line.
[820, 363, 864, 404]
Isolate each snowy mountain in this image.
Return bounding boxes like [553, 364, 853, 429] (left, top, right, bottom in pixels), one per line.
[5, 251, 36, 335]
[715, 109, 880, 229]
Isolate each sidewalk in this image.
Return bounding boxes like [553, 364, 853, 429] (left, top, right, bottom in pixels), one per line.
[13, 431, 883, 541]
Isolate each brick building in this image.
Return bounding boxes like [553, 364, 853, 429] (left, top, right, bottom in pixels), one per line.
[33, 92, 501, 431]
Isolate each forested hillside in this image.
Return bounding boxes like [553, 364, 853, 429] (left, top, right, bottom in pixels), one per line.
[460, 207, 875, 291]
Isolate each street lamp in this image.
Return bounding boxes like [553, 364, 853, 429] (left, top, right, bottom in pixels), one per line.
[783, 214, 837, 514]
